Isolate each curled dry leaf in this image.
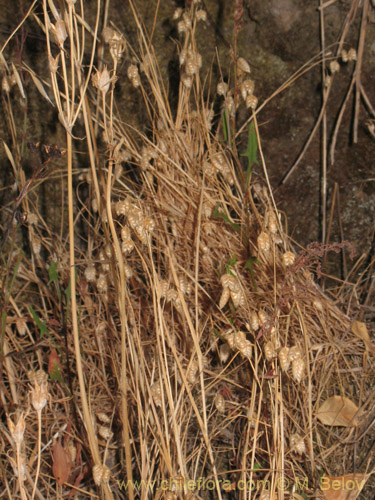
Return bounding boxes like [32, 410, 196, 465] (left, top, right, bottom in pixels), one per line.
[316, 396, 360, 427]
[320, 473, 368, 500]
[351, 320, 375, 354]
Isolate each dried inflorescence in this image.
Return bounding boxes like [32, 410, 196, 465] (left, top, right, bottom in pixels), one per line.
[219, 273, 245, 309]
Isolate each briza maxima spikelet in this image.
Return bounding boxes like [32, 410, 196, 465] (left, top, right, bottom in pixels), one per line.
[264, 340, 276, 361]
[257, 231, 271, 253]
[237, 57, 251, 74]
[186, 359, 199, 384]
[329, 60, 340, 74]
[249, 311, 260, 331]
[246, 94, 258, 110]
[85, 264, 96, 282]
[278, 346, 290, 372]
[292, 357, 305, 383]
[93, 464, 110, 486]
[151, 382, 162, 407]
[288, 345, 302, 362]
[214, 393, 226, 414]
[283, 251, 295, 267]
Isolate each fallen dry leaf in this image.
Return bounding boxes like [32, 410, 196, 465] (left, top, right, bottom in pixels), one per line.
[351, 320, 375, 354]
[316, 396, 360, 427]
[52, 439, 72, 486]
[320, 473, 368, 500]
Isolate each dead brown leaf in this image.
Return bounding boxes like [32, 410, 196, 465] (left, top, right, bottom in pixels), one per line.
[52, 439, 72, 486]
[351, 321, 375, 354]
[320, 473, 368, 500]
[316, 396, 360, 427]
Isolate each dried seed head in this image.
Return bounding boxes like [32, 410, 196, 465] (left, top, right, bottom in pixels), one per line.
[266, 209, 278, 234]
[173, 7, 183, 20]
[8, 412, 26, 445]
[290, 433, 306, 455]
[258, 309, 269, 327]
[85, 265, 96, 282]
[151, 381, 162, 407]
[348, 47, 357, 61]
[182, 12, 192, 28]
[186, 359, 199, 384]
[237, 57, 251, 74]
[219, 343, 231, 363]
[278, 346, 290, 372]
[31, 236, 41, 256]
[127, 64, 139, 81]
[233, 331, 252, 359]
[257, 231, 271, 253]
[217, 81, 228, 96]
[196, 9, 207, 22]
[31, 380, 49, 412]
[109, 32, 126, 62]
[230, 289, 245, 309]
[48, 54, 60, 73]
[28, 213, 38, 225]
[214, 393, 226, 414]
[219, 288, 230, 310]
[220, 273, 239, 292]
[16, 318, 27, 336]
[92, 66, 113, 94]
[124, 263, 133, 278]
[143, 216, 155, 233]
[264, 340, 277, 361]
[93, 464, 110, 486]
[240, 78, 255, 101]
[341, 49, 348, 63]
[121, 226, 131, 240]
[185, 58, 199, 76]
[52, 19, 67, 48]
[288, 345, 301, 362]
[2, 75, 11, 93]
[283, 251, 295, 267]
[292, 357, 305, 383]
[246, 94, 258, 110]
[97, 273, 108, 293]
[158, 279, 169, 297]
[121, 239, 134, 254]
[97, 412, 111, 423]
[177, 20, 187, 34]
[249, 311, 260, 331]
[98, 424, 113, 441]
[329, 60, 340, 74]
[92, 197, 98, 213]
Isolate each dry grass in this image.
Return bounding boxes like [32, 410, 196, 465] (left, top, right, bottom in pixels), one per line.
[0, 1, 374, 499]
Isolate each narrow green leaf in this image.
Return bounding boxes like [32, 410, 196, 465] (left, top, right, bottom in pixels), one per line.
[221, 109, 229, 143]
[48, 260, 59, 285]
[245, 257, 258, 292]
[29, 305, 47, 337]
[213, 204, 241, 232]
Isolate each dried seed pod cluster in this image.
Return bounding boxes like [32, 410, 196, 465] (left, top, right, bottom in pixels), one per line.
[223, 330, 252, 360]
[219, 273, 245, 309]
[265, 342, 305, 383]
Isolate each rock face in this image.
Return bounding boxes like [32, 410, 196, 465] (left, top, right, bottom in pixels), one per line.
[1, 0, 374, 274]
